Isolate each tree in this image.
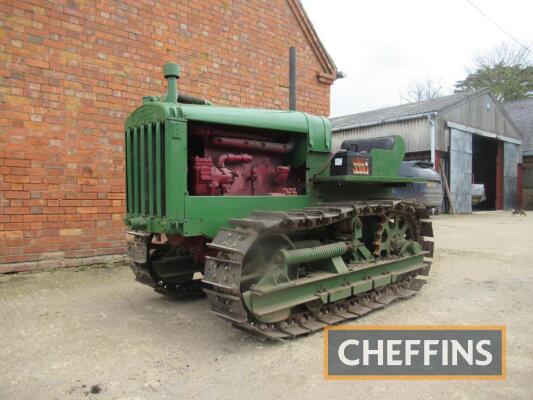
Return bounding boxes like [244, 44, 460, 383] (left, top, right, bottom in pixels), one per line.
[400, 79, 444, 103]
[454, 43, 533, 101]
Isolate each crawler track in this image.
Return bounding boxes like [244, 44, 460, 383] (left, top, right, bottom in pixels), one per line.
[202, 200, 434, 340]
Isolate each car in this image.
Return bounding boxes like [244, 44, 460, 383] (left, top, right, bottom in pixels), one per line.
[394, 160, 443, 215]
[471, 183, 486, 206]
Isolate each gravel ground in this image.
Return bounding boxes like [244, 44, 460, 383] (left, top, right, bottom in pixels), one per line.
[1, 211, 532, 399]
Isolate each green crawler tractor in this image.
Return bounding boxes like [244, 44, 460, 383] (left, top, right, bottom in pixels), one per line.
[124, 63, 434, 339]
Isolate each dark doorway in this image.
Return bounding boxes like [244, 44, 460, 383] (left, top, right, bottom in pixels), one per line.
[472, 135, 498, 210]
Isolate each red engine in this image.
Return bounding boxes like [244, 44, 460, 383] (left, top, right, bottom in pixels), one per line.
[188, 123, 303, 196]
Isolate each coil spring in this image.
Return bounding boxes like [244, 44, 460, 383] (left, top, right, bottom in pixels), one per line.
[280, 242, 348, 265]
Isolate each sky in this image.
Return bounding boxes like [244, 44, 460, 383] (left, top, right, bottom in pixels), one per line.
[301, 0, 533, 117]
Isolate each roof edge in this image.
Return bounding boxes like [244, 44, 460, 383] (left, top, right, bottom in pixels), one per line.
[503, 97, 533, 105]
[287, 0, 337, 85]
[332, 112, 430, 132]
[486, 92, 525, 139]
[331, 89, 489, 132]
[437, 88, 489, 113]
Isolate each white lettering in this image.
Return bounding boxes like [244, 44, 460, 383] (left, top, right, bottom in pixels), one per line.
[336, 337, 494, 370]
[423, 340, 439, 366]
[338, 339, 360, 366]
[386, 340, 402, 365]
[452, 340, 473, 365]
[475, 340, 492, 366]
[405, 340, 420, 366]
[442, 339, 448, 366]
[363, 340, 384, 366]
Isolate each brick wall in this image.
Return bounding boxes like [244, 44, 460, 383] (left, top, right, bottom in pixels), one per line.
[0, 0, 333, 272]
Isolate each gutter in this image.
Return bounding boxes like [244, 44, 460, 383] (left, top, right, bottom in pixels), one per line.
[428, 112, 437, 167]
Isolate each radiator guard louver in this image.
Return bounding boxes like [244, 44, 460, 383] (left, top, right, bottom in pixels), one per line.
[125, 122, 166, 217]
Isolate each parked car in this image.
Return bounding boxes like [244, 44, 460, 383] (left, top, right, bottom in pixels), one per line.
[471, 183, 486, 206]
[394, 160, 443, 214]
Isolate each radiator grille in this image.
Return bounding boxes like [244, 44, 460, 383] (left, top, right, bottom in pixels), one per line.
[125, 122, 166, 217]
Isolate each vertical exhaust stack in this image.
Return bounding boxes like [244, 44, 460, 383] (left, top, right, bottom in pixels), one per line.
[289, 47, 297, 111]
[164, 63, 180, 103]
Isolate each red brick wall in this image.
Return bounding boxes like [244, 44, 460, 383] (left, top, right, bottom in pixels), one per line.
[0, 0, 332, 271]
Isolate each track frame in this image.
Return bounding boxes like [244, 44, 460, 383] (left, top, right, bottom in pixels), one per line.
[203, 200, 434, 340]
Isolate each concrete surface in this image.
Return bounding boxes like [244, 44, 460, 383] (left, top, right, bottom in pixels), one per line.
[1, 212, 532, 400]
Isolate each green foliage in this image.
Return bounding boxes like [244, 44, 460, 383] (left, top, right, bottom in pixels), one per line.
[455, 43, 533, 101]
[455, 63, 533, 101]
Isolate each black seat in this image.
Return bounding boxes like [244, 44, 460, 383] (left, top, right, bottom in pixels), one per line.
[340, 136, 395, 153]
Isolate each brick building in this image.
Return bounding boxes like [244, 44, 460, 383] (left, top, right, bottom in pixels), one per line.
[0, 0, 337, 272]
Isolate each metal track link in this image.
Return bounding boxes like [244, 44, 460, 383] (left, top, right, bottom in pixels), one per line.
[230, 278, 426, 341]
[203, 200, 434, 340]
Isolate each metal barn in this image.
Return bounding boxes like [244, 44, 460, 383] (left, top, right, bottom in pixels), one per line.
[504, 98, 533, 210]
[331, 89, 523, 213]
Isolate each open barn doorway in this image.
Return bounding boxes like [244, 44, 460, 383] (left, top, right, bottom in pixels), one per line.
[472, 135, 499, 210]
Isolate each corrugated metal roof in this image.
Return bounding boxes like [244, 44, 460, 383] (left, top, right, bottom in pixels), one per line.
[330, 89, 487, 131]
[503, 98, 533, 154]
